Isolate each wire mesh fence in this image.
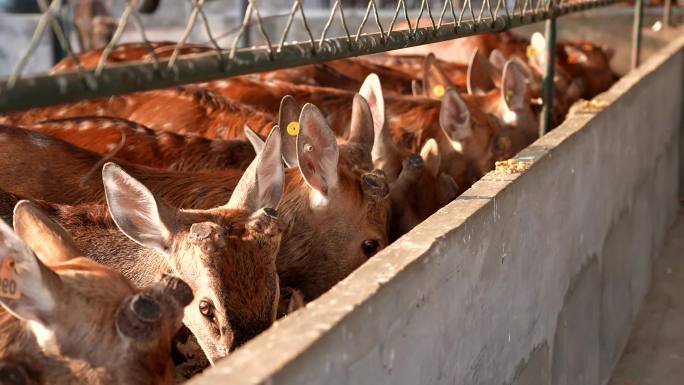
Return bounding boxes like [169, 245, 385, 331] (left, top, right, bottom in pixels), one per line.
[0, 0, 622, 113]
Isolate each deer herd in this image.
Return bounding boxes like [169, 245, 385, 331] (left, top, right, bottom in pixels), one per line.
[0, 29, 616, 384]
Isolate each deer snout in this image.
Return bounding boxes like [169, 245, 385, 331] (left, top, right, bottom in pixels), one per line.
[116, 294, 163, 341]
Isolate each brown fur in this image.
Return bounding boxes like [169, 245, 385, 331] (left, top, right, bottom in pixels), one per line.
[256, 57, 429, 95]
[26, 116, 255, 172]
[0, 125, 244, 207]
[0, 86, 274, 138]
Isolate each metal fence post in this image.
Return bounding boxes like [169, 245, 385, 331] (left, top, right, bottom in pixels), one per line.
[238, 0, 250, 47]
[631, 0, 644, 69]
[540, 16, 557, 136]
[663, 0, 672, 27]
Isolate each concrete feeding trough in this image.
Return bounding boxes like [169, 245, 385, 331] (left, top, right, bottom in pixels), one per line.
[188, 33, 684, 385]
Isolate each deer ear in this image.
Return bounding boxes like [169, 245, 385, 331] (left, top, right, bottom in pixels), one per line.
[278, 95, 300, 168]
[348, 93, 374, 149]
[467, 48, 496, 95]
[359, 74, 385, 139]
[440, 88, 472, 142]
[297, 104, 339, 196]
[13, 201, 81, 265]
[226, 126, 284, 212]
[0, 216, 59, 325]
[564, 44, 589, 64]
[528, 32, 546, 72]
[243, 124, 265, 154]
[411, 79, 423, 97]
[489, 49, 507, 72]
[102, 163, 177, 255]
[423, 53, 453, 99]
[420, 139, 441, 178]
[501, 59, 528, 111]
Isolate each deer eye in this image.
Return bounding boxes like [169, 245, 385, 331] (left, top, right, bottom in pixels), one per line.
[361, 240, 380, 258]
[199, 299, 215, 319]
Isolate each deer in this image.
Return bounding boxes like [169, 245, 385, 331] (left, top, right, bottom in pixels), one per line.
[0, 127, 286, 367]
[51, 41, 177, 73]
[0, 200, 193, 385]
[25, 116, 257, 172]
[253, 90, 458, 241]
[3, 102, 389, 300]
[255, 57, 429, 96]
[0, 86, 275, 137]
[0, 124, 250, 207]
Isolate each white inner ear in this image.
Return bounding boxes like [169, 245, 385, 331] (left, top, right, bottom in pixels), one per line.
[489, 49, 507, 70]
[255, 128, 284, 210]
[359, 74, 385, 140]
[309, 188, 330, 210]
[297, 104, 340, 196]
[420, 139, 441, 178]
[531, 32, 546, 52]
[244, 124, 265, 154]
[103, 164, 172, 255]
[229, 127, 284, 212]
[28, 320, 56, 350]
[501, 61, 527, 113]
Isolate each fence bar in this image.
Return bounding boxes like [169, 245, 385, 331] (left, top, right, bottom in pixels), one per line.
[663, 0, 672, 27]
[630, 0, 643, 69]
[0, 0, 619, 113]
[238, 0, 250, 47]
[540, 16, 556, 136]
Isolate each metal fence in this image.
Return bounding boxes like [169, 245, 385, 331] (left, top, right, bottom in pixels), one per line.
[0, 0, 666, 132]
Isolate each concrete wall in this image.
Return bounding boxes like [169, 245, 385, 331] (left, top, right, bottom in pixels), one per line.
[189, 34, 684, 385]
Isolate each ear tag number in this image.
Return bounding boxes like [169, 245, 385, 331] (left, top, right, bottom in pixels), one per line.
[287, 121, 300, 136]
[0, 257, 20, 300]
[432, 84, 445, 98]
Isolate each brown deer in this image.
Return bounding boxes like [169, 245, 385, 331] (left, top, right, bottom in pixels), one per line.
[51, 41, 177, 73]
[0, 123, 266, 208]
[0, 86, 274, 137]
[0, 200, 193, 385]
[1, 127, 285, 366]
[26, 116, 257, 172]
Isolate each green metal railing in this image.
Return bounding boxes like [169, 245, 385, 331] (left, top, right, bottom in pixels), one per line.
[0, 0, 663, 135]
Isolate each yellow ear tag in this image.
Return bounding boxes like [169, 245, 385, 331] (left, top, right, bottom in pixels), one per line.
[0, 257, 21, 300]
[526, 45, 538, 60]
[432, 84, 445, 98]
[506, 89, 514, 99]
[286, 121, 300, 136]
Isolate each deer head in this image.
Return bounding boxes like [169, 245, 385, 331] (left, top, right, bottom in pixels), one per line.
[0, 201, 191, 385]
[102, 127, 285, 364]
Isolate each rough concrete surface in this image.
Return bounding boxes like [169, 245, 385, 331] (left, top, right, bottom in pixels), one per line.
[608, 209, 684, 385]
[188, 26, 684, 385]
